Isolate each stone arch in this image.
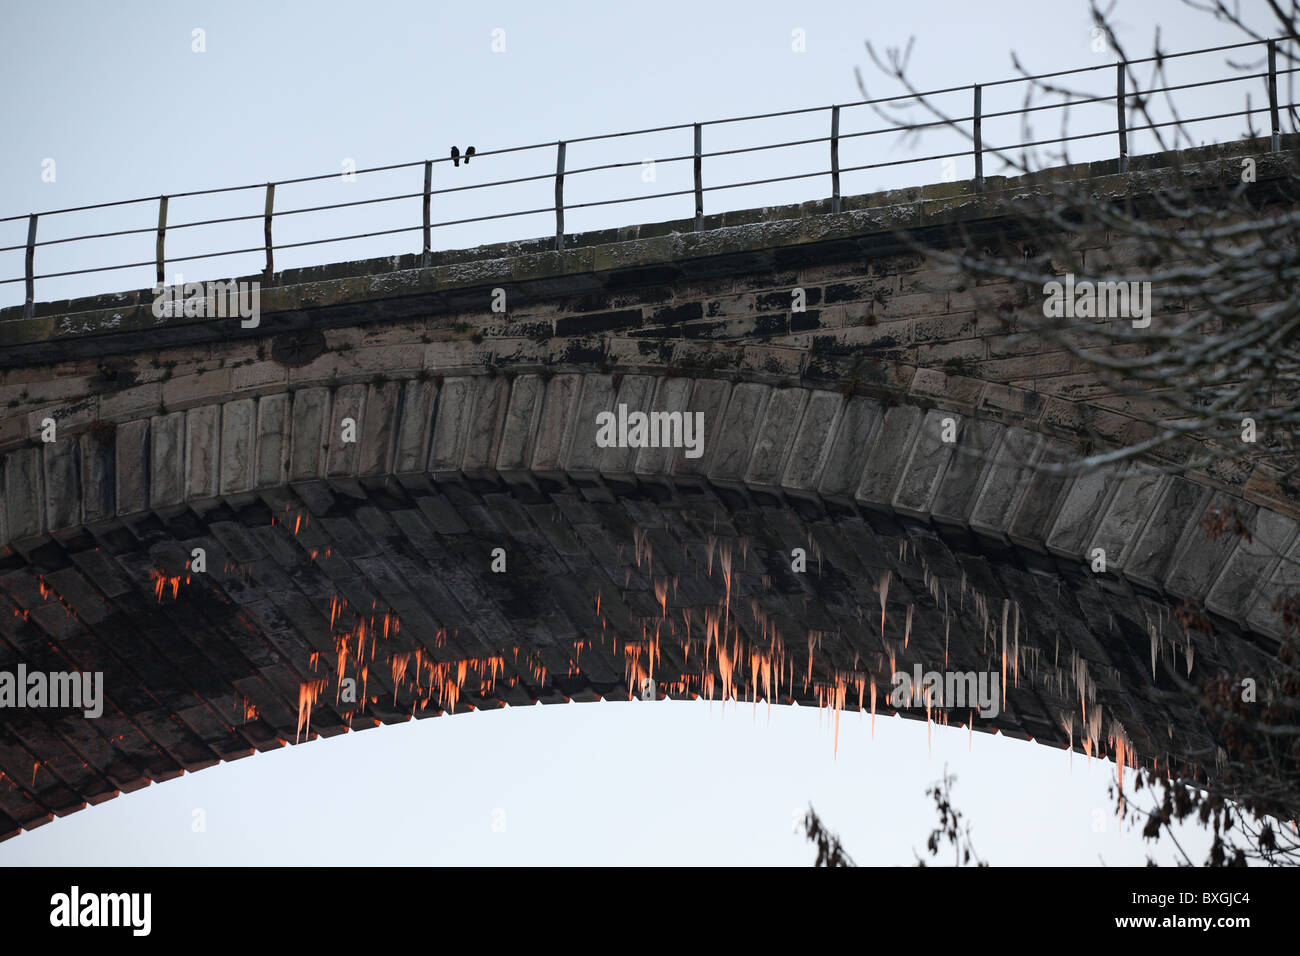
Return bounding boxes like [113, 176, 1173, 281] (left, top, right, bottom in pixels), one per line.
[3, 141, 1298, 837]
[0, 366, 1290, 837]
[4, 368, 1295, 635]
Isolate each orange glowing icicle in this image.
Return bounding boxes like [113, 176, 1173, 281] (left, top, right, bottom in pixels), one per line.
[296, 679, 327, 742]
[830, 678, 846, 758]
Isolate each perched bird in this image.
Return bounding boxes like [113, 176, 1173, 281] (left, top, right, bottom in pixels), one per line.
[464, 146, 476, 164]
[450, 146, 460, 167]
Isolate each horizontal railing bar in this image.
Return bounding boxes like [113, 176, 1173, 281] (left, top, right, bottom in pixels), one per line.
[0, 36, 1286, 227]
[13, 63, 1290, 257]
[9, 68, 1296, 256]
[2, 87, 1289, 290]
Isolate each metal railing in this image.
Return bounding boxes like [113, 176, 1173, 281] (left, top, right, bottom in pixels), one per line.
[1, 36, 1295, 318]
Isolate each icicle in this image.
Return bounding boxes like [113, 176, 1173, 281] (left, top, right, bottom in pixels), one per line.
[1000, 599, 1009, 705]
[878, 570, 891, 639]
[1149, 620, 1159, 679]
[1012, 601, 1020, 688]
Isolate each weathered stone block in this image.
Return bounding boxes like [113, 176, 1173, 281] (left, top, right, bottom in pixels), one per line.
[893, 409, 960, 518]
[428, 377, 474, 473]
[115, 419, 150, 515]
[393, 380, 437, 475]
[219, 399, 257, 495]
[781, 389, 842, 494]
[288, 389, 330, 482]
[817, 396, 881, 501]
[708, 382, 770, 485]
[255, 394, 290, 489]
[185, 404, 222, 501]
[496, 374, 545, 474]
[855, 404, 922, 511]
[149, 411, 186, 508]
[5, 447, 42, 538]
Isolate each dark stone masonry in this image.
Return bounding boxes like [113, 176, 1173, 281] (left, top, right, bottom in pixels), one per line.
[0, 138, 1295, 837]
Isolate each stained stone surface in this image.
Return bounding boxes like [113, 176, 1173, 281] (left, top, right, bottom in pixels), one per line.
[0, 138, 1296, 838]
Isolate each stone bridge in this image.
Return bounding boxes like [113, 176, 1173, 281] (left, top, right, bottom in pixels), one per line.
[0, 140, 1295, 839]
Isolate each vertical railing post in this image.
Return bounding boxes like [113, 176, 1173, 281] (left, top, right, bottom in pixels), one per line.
[155, 195, 168, 285]
[23, 214, 37, 320]
[263, 183, 275, 286]
[973, 85, 985, 192]
[830, 106, 841, 213]
[1268, 38, 1281, 152]
[693, 123, 703, 230]
[554, 141, 566, 252]
[1116, 63, 1129, 172]
[422, 160, 432, 266]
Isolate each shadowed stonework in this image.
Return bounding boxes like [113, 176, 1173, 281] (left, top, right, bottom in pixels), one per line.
[0, 140, 1295, 838]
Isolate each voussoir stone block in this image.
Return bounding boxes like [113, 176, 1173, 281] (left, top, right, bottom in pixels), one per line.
[856, 404, 922, 512]
[1045, 461, 1123, 560]
[970, 427, 1040, 541]
[931, 419, 1002, 526]
[149, 411, 186, 508]
[185, 404, 222, 501]
[393, 379, 437, 475]
[708, 382, 769, 485]
[564, 374, 617, 476]
[632, 376, 694, 479]
[1089, 468, 1169, 573]
[598, 374, 655, 477]
[496, 374, 545, 474]
[817, 395, 881, 502]
[219, 399, 256, 495]
[326, 383, 367, 478]
[672, 378, 730, 479]
[781, 389, 843, 495]
[114, 419, 150, 516]
[358, 381, 401, 476]
[1165, 492, 1256, 602]
[531, 374, 582, 475]
[289, 388, 330, 482]
[79, 432, 115, 523]
[745, 387, 807, 489]
[42, 435, 80, 531]
[429, 376, 475, 473]
[5, 446, 43, 539]
[1122, 476, 1210, 591]
[1206, 509, 1299, 626]
[254, 393, 291, 489]
[892, 409, 960, 518]
[462, 376, 511, 474]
